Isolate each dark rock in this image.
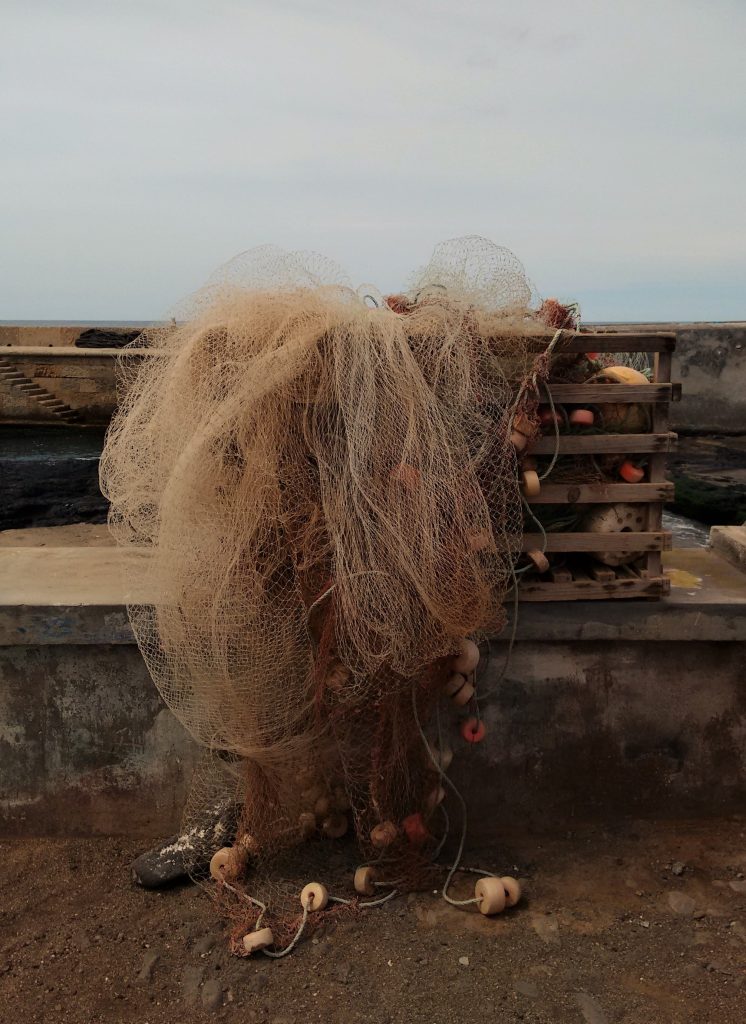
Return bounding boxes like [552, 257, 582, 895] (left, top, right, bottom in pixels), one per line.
[75, 329, 144, 349]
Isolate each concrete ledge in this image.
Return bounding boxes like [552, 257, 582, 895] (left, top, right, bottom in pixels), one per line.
[710, 524, 746, 573]
[2, 542, 746, 835]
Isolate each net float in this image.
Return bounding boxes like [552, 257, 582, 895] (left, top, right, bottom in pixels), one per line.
[452, 638, 480, 674]
[430, 744, 453, 770]
[451, 679, 475, 708]
[590, 365, 650, 433]
[474, 876, 507, 915]
[242, 927, 274, 954]
[445, 671, 468, 697]
[354, 865, 377, 896]
[298, 812, 317, 838]
[581, 502, 647, 566]
[460, 717, 486, 744]
[510, 430, 528, 452]
[402, 812, 430, 845]
[521, 469, 541, 498]
[209, 847, 240, 882]
[300, 882, 329, 911]
[619, 460, 645, 483]
[370, 821, 398, 849]
[526, 549, 550, 574]
[389, 463, 421, 490]
[501, 876, 522, 907]
[425, 786, 446, 812]
[314, 795, 332, 818]
[568, 408, 594, 427]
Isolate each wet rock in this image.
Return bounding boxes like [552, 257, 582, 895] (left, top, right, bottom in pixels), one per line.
[575, 991, 609, 1024]
[201, 978, 224, 1011]
[668, 892, 696, 916]
[137, 950, 160, 982]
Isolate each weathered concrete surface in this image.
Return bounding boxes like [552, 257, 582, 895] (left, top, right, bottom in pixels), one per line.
[0, 346, 118, 424]
[710, 523, 746, 572]
[1, 541, 745, 836]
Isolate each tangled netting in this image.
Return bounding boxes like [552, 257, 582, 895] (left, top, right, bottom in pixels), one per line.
[100, 236, 565, 952]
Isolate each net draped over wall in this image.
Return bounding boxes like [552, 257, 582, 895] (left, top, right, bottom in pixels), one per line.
[100, 237, 558, 949]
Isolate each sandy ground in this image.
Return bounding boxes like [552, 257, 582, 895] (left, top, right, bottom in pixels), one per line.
[2, 819, 745, 1024]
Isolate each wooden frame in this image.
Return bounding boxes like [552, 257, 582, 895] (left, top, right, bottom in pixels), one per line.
[516, 330, 676, 602]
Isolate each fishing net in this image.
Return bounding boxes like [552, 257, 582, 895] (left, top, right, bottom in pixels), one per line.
[100, 236, 562, 953]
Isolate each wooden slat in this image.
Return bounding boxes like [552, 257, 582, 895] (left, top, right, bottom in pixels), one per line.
[546, 383, 680, 403]
[528, 482, 673, 504]
[515, 576, 670, 602]
[521, 531, 671, 552]
[529, 432, 677, 455]
[590, 562, 616, 582]
[517, 332, 676, 354]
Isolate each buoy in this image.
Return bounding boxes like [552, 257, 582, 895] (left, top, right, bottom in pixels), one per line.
[370, 821, 398, 849]
[300, 882, 329, 911]
[526, 549, 550, 574]
[452, 638, 480, 675]
[474, 876, 507, 915]
[451, 679, 475, 708]
[521, 469, 541, 498]
[402, 812, 430, 845]
[510, 430, 528, 452]
[242, 927, 274, 954]
[389, 463, 421, 490]
[209, 847, 239, 882]
[568, 408, 594, 427]
[619, 460, 645, 483]
[444, 671, 468, 697]
[460, 717, 486, 744]
[322, 813, 348, 839]
[425, 786, 446, 812]
[591, 366, 650, 433]
[354, 865, 377, 896]
[314, 795, 332, 818]
[430, 745, 453, 771]
[501, 876, 522, 907]
[582, 502, 647, 566]
[298, 812, 317, 838]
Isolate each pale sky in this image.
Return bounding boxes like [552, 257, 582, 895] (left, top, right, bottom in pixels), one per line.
[1, 0, 744, 322]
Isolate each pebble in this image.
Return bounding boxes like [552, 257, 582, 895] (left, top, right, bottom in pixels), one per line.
[672, 862, 686, 876]
[729, 880, 746, 894]
[137, 950, 160, 982]
[458, 956, 470, 966]
[668, 892, 696, 916]
[333, 960, 352, 984]
[201, 978, 224, 1011]
[531, 913, 561, 946]
[514, 980, 539, 999]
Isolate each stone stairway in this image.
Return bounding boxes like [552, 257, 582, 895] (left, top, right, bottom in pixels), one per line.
[0, 356, 79, 423]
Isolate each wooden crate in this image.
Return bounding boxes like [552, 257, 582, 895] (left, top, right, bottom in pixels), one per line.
[517, 330, 677, 601]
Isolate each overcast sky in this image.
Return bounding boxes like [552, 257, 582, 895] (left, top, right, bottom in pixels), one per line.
[1, 0, 744, 322]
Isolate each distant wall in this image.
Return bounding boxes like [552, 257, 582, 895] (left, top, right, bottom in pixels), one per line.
[597, 322, 746, 435]
[3, 322, 745, 433]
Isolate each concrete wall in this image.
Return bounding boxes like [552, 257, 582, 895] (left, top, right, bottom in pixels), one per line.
[1, 545, 745, 837]
[1, 348, 117, 424]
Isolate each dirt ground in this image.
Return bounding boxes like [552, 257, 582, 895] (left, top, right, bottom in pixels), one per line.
[2, 818, 745, 1024]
